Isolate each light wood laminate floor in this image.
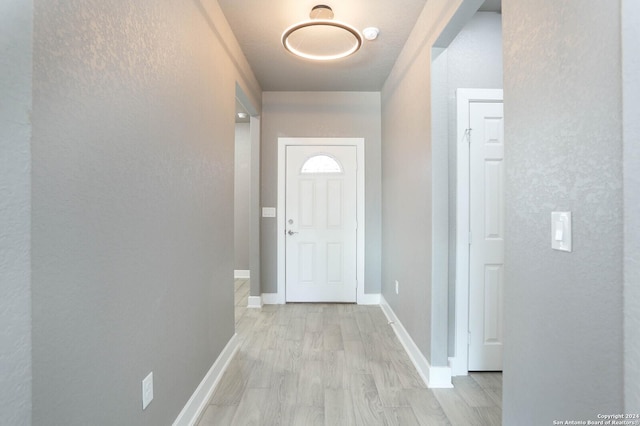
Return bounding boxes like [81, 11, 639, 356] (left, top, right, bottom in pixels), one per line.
[196, 279, 502, 425]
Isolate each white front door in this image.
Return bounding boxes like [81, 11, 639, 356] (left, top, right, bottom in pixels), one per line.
[285, 145, 357, 303]
[468, 101, 505, 371]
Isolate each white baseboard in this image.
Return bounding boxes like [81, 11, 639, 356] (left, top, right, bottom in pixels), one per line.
[234, 270, 250, 279]
[357, 293, 381, 305]
[429, 364, 454, 388]
[379, 296, 453, 388]
[247, 296, 263, 309]
[261, 293, 284, 304]
[172, 334, 241, 426]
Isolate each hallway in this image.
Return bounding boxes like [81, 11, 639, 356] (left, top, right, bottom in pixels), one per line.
[195, 280, 502, 425]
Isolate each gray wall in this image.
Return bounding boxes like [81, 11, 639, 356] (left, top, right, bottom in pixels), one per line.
[503, 0, 624, 422]
[0, 1, 33, 424]
[30, 0, 261, 424]
[441, 12, 503, 356]
[260, 91, 382, 295]
[623, 0, 640, 411]
[234, 123, 251, 271]
[430, 47, 450, 366]
[381, 0, 465, 365]
[249, 116, 262, 297]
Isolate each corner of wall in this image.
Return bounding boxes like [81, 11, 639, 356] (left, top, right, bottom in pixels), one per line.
[622, 0, 640, 411]
[0, 1, 33, 424]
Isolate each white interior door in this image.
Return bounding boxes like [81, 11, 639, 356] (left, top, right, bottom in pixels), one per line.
[468, 101, 505, 371]
[285, 145, 357, 302]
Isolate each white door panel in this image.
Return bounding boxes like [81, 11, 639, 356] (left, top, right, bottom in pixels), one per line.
[285, 145, 357, 302]
[468, 101, 505, 371]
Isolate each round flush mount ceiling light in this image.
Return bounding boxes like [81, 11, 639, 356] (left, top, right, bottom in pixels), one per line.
[281, 5, 363, 61]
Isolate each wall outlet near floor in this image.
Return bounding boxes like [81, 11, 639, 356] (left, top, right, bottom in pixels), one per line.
[395, 280, 399, 295]
[142, 372, 153, 410]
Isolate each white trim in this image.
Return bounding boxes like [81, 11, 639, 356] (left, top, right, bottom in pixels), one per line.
[234, 270, 250, 279]
[277, 138, 366, 304]
[452, 89, 503, 377]
[172, 334, 240, 426]
[261, 293, 283, 305]
[356, 293, 381, 305]
[247, 296, 263, 309]
[429, 365, 454, 388]
[380, 296, 453, 388]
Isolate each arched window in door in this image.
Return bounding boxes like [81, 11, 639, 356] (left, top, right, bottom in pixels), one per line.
[300, 154, 343, 174]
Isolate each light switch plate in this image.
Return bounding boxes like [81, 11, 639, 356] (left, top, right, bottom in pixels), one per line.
[262, 207, 276, 218]
[551, 211, 572, 252]
[142, 372, 153, 410]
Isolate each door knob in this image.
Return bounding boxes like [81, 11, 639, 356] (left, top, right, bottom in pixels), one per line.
[287, 230, 298, 235]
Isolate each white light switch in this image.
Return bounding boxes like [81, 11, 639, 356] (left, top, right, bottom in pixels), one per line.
[142, 372, 153, 410]
[262, 207, 276, 218]
[551, 212, 572, 252]
[554, 222, 563, 241]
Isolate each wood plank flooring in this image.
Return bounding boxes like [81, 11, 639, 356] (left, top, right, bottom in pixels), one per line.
[196, 279, 502, 425]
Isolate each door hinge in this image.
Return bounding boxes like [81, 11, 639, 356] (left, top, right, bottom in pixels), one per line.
[468, 331, 471, 345]
[468, 231, 473, 245]
[465, 128, 472, 144]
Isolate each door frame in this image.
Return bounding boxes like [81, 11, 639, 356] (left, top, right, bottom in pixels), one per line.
[276, 137, 365, 304]
[235, 83, 262, 308]
[452, 89, 503, 376]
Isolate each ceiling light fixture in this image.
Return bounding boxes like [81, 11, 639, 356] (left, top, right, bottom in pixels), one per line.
[281, 5, 363, 61]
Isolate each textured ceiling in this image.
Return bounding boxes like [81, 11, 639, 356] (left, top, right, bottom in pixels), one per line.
[220, 0, 501, 92]
[218, 0, 429, 91]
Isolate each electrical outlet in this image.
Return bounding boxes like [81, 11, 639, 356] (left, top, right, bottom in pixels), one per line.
[142, 372, 153, 410]
[395, 280, 399, 295]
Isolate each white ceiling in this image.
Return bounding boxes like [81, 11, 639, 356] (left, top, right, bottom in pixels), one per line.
[220, 0, 500, 93]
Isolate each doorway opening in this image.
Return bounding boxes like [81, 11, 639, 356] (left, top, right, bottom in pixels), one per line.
[233, 98, 251, 322]
[453, 88, 504, 375]
[429, 7, 504, 379]
[234, 84, 261, 323]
